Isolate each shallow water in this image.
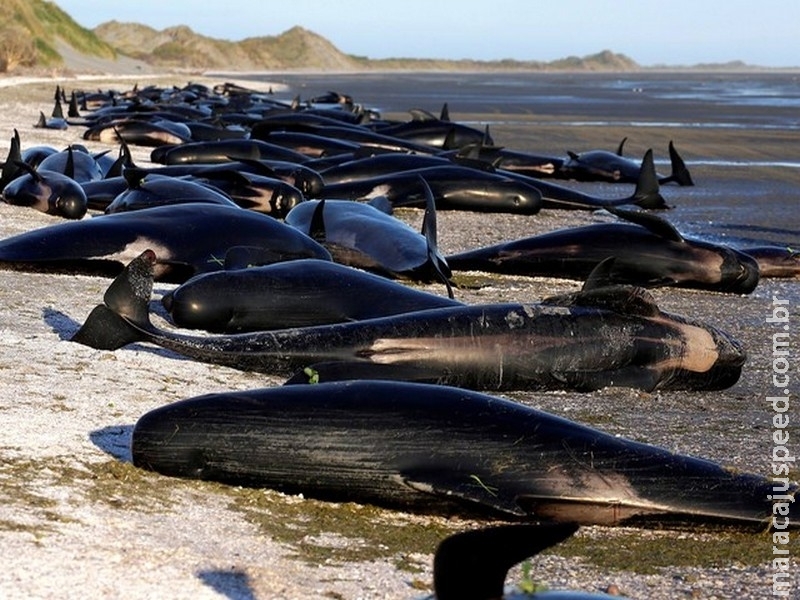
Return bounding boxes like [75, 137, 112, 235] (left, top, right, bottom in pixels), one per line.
[226, 71, 800, 248]
[232, 71, 800, 125]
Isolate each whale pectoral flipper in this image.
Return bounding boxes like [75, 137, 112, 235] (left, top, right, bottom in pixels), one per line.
[605, 206, 684, 242]
[582, 256, 678, 290]
[397, 473, 529, 518]
[579, 256, 679, 292]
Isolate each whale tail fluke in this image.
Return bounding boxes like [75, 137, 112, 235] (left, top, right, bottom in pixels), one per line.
[71, 304, 144, 350]
[631, 149, 670, 209]
[71, 249, 156, 350]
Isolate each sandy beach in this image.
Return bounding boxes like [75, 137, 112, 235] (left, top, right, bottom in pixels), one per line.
[0, 72, 798, 599]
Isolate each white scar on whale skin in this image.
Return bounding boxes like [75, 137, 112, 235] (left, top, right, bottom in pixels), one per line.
[108, 238, 174, 269]
[366, 336, 508, 365]
[364, 184, 392, 199]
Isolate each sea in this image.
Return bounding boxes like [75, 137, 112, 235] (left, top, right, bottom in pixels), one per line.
[231, 70, 800, 132]
[216, 70, 800, 250]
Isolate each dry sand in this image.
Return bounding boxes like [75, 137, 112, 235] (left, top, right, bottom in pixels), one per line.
[0, 73, 798, 599]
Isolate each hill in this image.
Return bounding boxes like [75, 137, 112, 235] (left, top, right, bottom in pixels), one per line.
[93, 23, 365, 71]
[0, 0, 642, 74]
[0, 1, 765, 74]
[93, 22, 641, 72]
[0, 0, 116, 71]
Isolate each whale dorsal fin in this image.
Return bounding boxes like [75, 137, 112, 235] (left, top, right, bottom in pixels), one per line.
[52, 97, 64, 119]
[408, 108, 437, 121]
[666, 140, 695, 186]
[68, 91, 80, 118]
[63, 145, 75, 179]
[439, 102, 450, 122]
[581, 256, 618, 291]
[1, 130, 23, 189]
[418, 176, 454, 299]
[12, 160, 41, 182]
[543, 283, 661, 317]
[309, 199, 327, 243]
[443, 127, 458, 150]
[616, 136, 628, 156]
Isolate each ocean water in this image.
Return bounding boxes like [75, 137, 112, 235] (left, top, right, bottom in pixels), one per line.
[236, 70, 800, 128]
[226, 70, 800, 248]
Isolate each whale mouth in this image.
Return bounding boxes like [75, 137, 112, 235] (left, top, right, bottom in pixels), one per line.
[647, 311, 746, 391]
[663, 310, 747, 370]
[685, 324, 746, 391]
[721, 249, 760, 293]
[708, 323, 747, 368]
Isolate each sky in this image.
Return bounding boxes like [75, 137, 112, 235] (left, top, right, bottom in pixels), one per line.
[51, 0, 799, 68]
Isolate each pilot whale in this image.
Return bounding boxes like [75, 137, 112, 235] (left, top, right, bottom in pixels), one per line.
[72, 249, 746, 393]
[0, 204, 331, 282]
[446, 208, 760, 294]
[162, 258, 462, 333]
[130, 379, 796, 530]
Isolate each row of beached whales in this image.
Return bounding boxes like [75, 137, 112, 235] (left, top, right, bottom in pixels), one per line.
[3, 81, 798, 598]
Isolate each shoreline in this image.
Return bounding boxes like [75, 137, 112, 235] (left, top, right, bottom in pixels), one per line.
[4, 62, 800, 85]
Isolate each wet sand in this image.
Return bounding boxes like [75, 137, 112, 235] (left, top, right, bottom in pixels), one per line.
[0, 74, 797, 599]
